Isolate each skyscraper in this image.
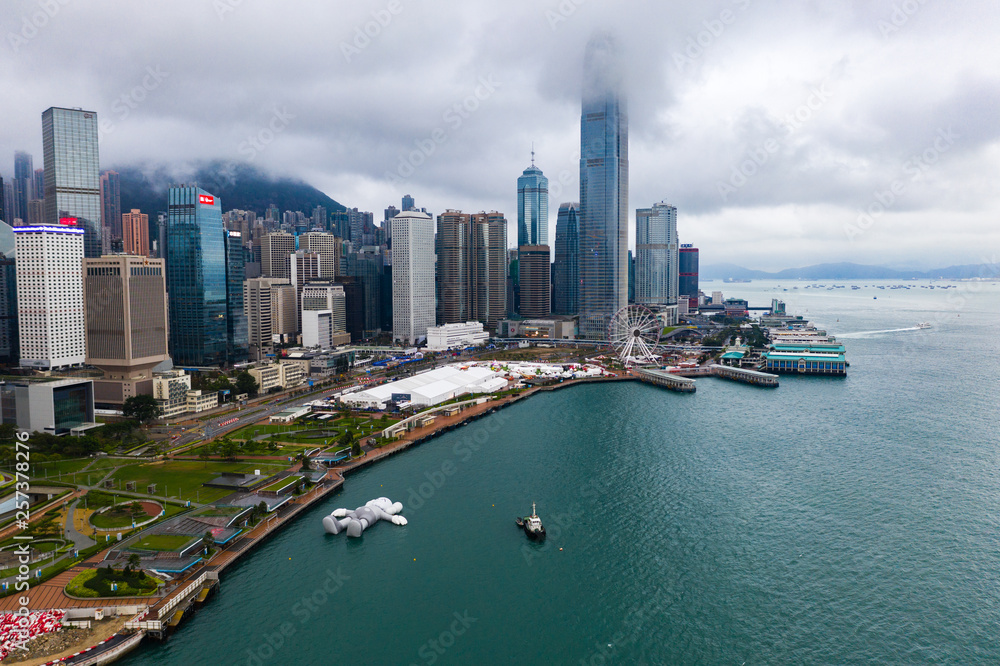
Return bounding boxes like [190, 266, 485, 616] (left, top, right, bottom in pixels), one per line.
[436, 210, 471, 324]
[122, 209, 150, 256]
[83, 255, 168, 383]
[225, 230, 248, 363]
[13, 151, 33, 223]
[42, 108, 103, 257]
[100, 171, 121, 249]
[0, 222, 18, 364]
[517, 155, 549, 247]
[32, 168, 44, 206]
[300, 231, 341, 277]
[260, 231, 295, 279]
[402, 194, 415, 211]
[244, 277, 287, 361]
[553, 202, 580, 315]
[391, 211, 435, 344]
[14, 225, 86, 369]
[166, 185, 228, 367]
[635, 203, 678, 307]
[470, 211, 507, 327]
[0, 176, 7, 224]
[679, 245, 699, 308]
[518, 245, 551, 318]
[578, 33, 628, 340]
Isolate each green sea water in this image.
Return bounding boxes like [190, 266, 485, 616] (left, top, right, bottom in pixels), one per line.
[120, 280, 1000, 665]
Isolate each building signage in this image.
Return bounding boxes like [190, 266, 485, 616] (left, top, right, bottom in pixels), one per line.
[199, 194, 214, 205]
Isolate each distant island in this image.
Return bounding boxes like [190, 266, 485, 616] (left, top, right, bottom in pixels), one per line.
[702, 261, 997, 281]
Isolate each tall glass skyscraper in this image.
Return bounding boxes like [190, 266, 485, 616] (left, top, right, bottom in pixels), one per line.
[225, 230, 248, 363]
[578, 33, 628, 340]
[42, 107, 103, 257]
[517, 156, 548, 247]
[166, 185, 229, 367]
[635, 203, 678, 307]
[13, 151, 33, 223]
[553, 202, 580, 315]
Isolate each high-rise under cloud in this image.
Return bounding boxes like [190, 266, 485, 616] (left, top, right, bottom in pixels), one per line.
[578, 33, 629, 340]
[517, 154, 548, 247]
[42, 107, 103, 257]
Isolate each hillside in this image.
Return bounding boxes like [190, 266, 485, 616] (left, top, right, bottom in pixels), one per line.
[116, 161, 347, 217]
[702, 262, 993, 280]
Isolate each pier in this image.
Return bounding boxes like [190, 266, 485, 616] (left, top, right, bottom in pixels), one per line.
[709, 364, 779, 387]
[634, 367, 697, 392]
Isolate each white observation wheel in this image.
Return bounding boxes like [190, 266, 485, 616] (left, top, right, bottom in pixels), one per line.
[608, 304, 662, 366]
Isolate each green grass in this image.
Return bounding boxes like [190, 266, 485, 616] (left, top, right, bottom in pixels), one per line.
[65, 567, 160, 598]
[132, 534, 197, 552]
[260, 475, 302, 494]
[108, 460, 289, 503]
[193, 505, 246, 518]
[90, 502, 158, 529]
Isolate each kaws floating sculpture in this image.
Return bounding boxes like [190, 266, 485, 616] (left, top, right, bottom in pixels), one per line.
[322, 497, 408, 537]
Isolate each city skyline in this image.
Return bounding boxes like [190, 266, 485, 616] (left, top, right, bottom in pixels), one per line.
[1, 1, 996, 270]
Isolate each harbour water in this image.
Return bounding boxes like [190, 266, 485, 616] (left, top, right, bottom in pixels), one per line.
[121, 280, 1000, 664]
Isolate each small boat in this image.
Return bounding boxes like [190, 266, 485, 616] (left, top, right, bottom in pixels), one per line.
[516, 502, 545, 540]
[917, 322, 931, 329]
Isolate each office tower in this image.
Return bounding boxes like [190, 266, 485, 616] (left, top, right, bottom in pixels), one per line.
[337, 276, 364, 342]
[0, 222, 18, 364]
[0, 176, 7, 223]
[679, 245, 699, 305]
[154, 212, 167, 259]
[384, 205, 400, 222]
[122, 209, 150, 256]
[42, 108, 103, 257]
[301, 281, 347, 333]
[578, 34, 628, 339]
[517, 155, 549, 247]
[518, 245, 551, 317]
[347, 208, 373, 244]
[300, 231, 341, 277]
[628, 250, 635, 303]
[313, 205, 327, 230]
[553, 202, 580, 315]
[13, 151, 33, 223]
[32, 168, 44, 205]
[329, 210, 349, 239]
[166, 185, 228, 367]
[225, 230, 248, 363]
[344, 250, 383, 338]
[402, 194, 415, 211]
[635, 203, 678, 307]
[436, 210, 471, 324]
[470, 211, 507, 327]
[271, 282, 298, 340]
[13, 224, 86, 369]
[26, 199, 44, 225]
[391, 211, 435, 344]
[100, 170, 121, 245]
[83, 255, 168, 381]
[260, 231, 295, 279]
[244, 277, 290, 360]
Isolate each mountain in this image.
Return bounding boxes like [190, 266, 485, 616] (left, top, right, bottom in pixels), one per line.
[116, 161, 347, 217]
[702, 262, 994, 280]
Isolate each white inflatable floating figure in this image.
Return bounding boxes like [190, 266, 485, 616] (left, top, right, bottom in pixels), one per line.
[322, 497, 407, 537]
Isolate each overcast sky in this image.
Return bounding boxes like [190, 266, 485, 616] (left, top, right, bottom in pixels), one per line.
[2, 0, 998, 270]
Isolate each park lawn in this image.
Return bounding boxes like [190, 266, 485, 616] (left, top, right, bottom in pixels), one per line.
[90, 503, 157, 529]
[133, 534, 197, 552]
[109, 460, 288, 504]
[66, 567, 160, 597]
[15, 457, 93, 479]
[193, 505, 246, 518]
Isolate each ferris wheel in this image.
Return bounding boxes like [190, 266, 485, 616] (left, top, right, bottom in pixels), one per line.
[607, 304, 662, 366]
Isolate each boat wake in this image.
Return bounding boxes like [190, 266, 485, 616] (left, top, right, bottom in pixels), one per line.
[839, 326, 926, 338]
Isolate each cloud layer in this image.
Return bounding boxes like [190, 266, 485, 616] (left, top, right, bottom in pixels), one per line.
[2, 0, 998, 270]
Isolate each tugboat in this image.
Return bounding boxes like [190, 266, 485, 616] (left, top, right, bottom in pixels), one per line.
[515, 502, 546, 540]
[917, 322, 931, 329]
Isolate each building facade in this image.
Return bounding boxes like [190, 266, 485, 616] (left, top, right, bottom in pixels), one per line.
[122, 209, 149, 256]
[166, 185, 229, 367]
[635, 202, 678, 307]
[42, 107, 103, 257]
[300, 232, 341, 277]
[679, 244, 699, 308]
[83, 255, 168, 380]
[100, 170, 121, 249]
[225, 230, 248, 363]
[244, 277, 287, 361]
[14, 225, 86, 369]
[301, 281, 347, 333]
[578, 34, 629, 339]
[260, 231, 295, 279]
[518, 245, 551, 318]
[517, 159, 549, 247]
[391, 211, 435, 345]
[553, 202, 580, 315]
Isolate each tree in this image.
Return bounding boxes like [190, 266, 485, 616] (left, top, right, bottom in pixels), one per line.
[126, 553, 142, 576]
[129, 502, 146, 521]
[199, 446, 211, 466]
[219, 439, 239, 461]
[296, 451, 311, 471]
[122, 395, 161, 424]
[235, 371, 259, 398]
[202, 531, 214, 552]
